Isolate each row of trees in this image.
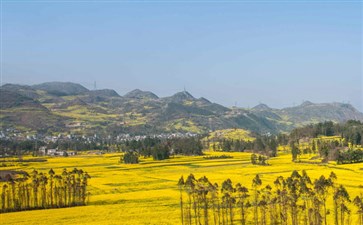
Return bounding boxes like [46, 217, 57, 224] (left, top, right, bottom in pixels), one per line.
[289, 120, 363, 146]
[211, 139, 253, 153]
[289, 137, 363, 164]
[1, 168, 91, 213]
[210, 136, 278, 157]
[121, 137, 204, 163]
[0, 139, 111, 157]
[203, 121, 363, 165]
[0, 135, 203, 157]
[283, 121, 363, 164]
[124, 137, 203, 157]
[178, 171, 363, 225]
[336, 149, 363, 164]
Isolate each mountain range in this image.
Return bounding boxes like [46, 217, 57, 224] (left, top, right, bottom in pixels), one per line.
[1, 82, 363, 135]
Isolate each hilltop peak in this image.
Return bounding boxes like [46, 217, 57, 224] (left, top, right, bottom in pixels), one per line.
[124, 89, 159, 99]
[90, 89, 121, 97]
[252, 103, 271, 111]
[173, 91, 195, 99]
[300, 101, 314, 107]
[1, 83, 33, 90]
[165, 91, 195, 103]
[1, 83, 40, 99]
[32, 82, 89, 96]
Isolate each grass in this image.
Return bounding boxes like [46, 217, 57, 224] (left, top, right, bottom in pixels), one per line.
[1, 152, 363, 225]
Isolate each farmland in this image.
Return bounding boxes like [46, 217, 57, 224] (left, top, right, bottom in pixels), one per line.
[1, 151, 362, 225]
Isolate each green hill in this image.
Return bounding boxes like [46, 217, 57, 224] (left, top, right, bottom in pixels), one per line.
[1, 82, 363, 135]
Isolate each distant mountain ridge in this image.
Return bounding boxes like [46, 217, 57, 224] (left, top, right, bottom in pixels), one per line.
[124, 89, 159, 99]
[32, 82, 89, 96]
[164, 91, 196, 103]
[252, 103, 271, 111]
[1, 82, 362, 135]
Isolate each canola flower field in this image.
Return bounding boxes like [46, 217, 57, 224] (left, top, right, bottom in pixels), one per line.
[1, 151, 362, 225]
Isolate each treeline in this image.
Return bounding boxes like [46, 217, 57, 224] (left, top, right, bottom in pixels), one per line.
[47, 140, 108, 151]
[212, 121, 363, 163]
[289, 120, 362, 145]
[123, 136, 203, 157]
[213, 121, 363, 163]
[337, 149, 363, 164]
[122, 137, 203, 163]
[178, 171, 363, 225]
[0, 139, 109, 156]
[210, 135, 279, 157]
[211, 139, 253, 153]
[0, 139, 45, 156]
[0, 168, 91, 213]
[288, 121, 363, 163]
[290, 141, 363, 164]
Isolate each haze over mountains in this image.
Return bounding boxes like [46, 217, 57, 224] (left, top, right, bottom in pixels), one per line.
[1, 82, 363, 135]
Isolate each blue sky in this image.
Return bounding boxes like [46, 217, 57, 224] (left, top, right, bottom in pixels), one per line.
[2, 1, 362, 111]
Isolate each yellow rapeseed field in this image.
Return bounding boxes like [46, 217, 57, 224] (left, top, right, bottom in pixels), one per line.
[1, 152, 362, 225]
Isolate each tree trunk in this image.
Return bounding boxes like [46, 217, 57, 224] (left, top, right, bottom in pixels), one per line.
[334, 199, 338, 225]
[180, 189, 184, 225]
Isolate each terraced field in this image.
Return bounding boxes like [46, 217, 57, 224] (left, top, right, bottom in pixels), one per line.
[1, 152, 362, 225]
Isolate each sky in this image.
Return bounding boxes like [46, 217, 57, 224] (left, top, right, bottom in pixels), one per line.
[1, 1, 362, 111]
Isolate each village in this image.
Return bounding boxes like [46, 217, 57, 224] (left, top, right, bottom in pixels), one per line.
[0, 128, 198, 157]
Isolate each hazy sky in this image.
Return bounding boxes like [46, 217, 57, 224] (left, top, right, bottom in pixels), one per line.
[2, 1, 362, 111]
